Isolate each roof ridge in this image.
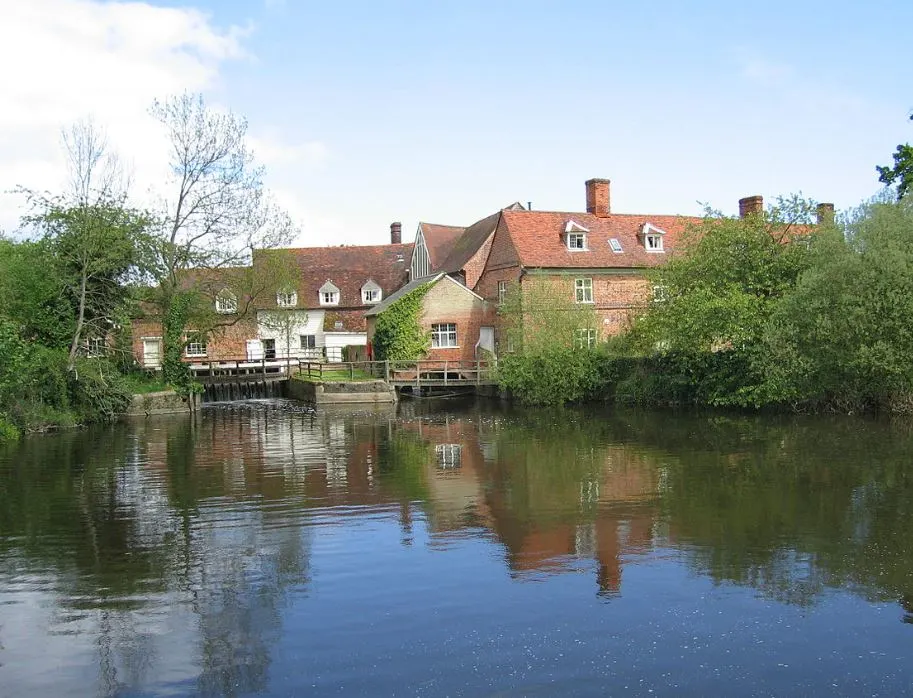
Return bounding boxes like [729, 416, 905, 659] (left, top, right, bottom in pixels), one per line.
[503, 209, 703, 219]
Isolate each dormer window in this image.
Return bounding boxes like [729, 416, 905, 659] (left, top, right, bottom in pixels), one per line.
[276, 290, 297, 308]
[319, 280, 340, 306]
[215, 290, 237, 314]
[642, 223, 666, 253]
[564, 220, 589, 251]
[361, 280, 382, 304]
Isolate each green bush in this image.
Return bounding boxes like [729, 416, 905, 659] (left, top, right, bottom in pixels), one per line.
[498, 346, 605, 406]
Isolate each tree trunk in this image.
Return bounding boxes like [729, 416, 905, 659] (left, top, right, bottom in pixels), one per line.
[68, 268, 88, 371]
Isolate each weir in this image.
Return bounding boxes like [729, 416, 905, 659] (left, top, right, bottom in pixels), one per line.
[202, 380, 286, 403]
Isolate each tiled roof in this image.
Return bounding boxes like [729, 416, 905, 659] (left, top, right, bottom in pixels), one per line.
[323, 310, 366, 332]
[255, 243, 413, 310]
[364, 274, 443, 317]
[499, 210, 705, 268]
[419, 223, 465, 268]
[438, 210, 502, 273]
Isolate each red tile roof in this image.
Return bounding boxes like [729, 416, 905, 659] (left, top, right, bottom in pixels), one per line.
[419, 223, 465, 268]
[498, 210, 705, 269]
[255, 243, 413, 309]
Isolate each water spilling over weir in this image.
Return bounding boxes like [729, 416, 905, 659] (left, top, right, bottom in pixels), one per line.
[202, 379, 286, 403]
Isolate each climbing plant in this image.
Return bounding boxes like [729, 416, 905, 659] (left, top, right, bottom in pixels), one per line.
[372, 284, 432, 361]
[162, 292, 198, 397]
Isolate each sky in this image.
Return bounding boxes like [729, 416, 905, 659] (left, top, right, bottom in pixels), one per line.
[1, 0, 911, 247]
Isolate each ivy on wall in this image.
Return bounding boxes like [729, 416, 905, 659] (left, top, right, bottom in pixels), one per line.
[372, 284, 432, 361]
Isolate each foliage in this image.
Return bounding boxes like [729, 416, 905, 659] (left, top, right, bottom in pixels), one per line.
[162, 292, 197, 397]
[760, 193, 913, 412]
[876, 113, 913, 200]
[496, 276, 602, 405]
[372, 284, 432, 361]
[147, 94, 296, 379]
[625, 197, 818, 407]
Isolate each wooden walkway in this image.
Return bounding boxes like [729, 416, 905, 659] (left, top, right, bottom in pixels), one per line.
[299, 359, 496, 389]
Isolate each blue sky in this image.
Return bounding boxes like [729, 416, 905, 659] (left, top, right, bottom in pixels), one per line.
[2, 0, 910, 246]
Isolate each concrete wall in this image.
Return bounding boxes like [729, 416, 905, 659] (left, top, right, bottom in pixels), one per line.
[287, 378, 396, 404]
[124, 391, 200, 417]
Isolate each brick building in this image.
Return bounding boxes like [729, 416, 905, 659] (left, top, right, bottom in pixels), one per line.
[132, 223, 413, 368]
[406, 178, 827, 353]
[364, 273, 496, 363]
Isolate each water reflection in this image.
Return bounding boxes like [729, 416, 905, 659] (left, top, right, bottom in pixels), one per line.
[2, 400, 913, 695]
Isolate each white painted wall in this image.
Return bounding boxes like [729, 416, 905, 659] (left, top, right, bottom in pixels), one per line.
[324, 332, 367, 362]
[257, 310, 325, 358]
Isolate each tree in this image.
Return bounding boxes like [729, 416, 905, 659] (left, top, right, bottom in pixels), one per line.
[876, 113, 913, 200]
[627, 196, 818, 407]
[762, 194, 913, 412]
[19, 120, 150, 370]
[147, 94, 296, 392]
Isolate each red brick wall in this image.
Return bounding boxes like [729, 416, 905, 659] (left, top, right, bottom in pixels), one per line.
[131, 317, 259, 367]
[462, 233, 495, 290]
[420, 277, 495, 363]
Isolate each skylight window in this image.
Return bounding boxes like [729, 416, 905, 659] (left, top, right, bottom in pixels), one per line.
[609, 238, 623, 253]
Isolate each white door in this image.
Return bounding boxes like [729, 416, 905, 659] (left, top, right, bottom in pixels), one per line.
[142, 339, 161, 368]
[246, 339, 263, 361]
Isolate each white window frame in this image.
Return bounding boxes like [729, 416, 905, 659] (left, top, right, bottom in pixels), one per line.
[300, 334, 316, 350]
[573, 328, 597, 349]
[645, 234, 664, 252]
[276, 290, 297, 308]
[566, 232, 587, 250]
[215, 292, 237, 314]
[497, 280, 507, 304]
[435, 444, 462, 469]
[320, 290, 339, 306]
[86, 337, 106, 357]
[609, 238, 623, 253]
[575, 278, 594, 304]
[431, 323, 458, 348]
[185, 339, 207, 358]
[362, 288, 381, 304]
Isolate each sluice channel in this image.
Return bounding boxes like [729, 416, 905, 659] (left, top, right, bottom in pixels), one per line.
[202, 380, 286, 403]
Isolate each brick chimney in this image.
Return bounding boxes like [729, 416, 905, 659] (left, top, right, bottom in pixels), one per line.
[390, 221, 402, 244]
[738, 195, 763, 218]
[585, 178, 611, 217]
[816, 203, 835, 225]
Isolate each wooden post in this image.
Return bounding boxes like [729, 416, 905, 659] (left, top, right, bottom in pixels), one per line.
[416, 361, 421, 395]
[349, 362, 354, 380]
[476, 359, 481, 386]
[444, 361, 448, 386]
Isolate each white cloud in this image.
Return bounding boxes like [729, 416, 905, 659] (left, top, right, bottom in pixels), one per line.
[0, 0, 247, 233]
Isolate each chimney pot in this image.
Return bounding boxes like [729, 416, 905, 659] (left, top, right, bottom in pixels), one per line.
[585, 178, 611, 217]
[739, 195, 764, 218]
[390, 221, 402, 245]
[816, 203, 835, 225]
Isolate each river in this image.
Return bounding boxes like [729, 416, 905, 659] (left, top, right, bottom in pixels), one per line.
[1, 399, 913, 696]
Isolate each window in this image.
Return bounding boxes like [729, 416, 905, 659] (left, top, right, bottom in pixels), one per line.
[319, 280, 340, 306]
[185, 338, 207, 357]
[263, 338, 276, 360]
[645, 234, 664, 252]
[215, 291, 237, 314]
[435, 444, 462, 469]
[497, 280, 507, 304]
[567, 232, 587, 250]
[506, 333, 516, 353]
[642, 223, 667, 253]
[431, 323, 458, 348]
[609, 238, 623, 253]
[277, 290, 297, 308]
[86, 337, 106, 357]
[574, 328, 597, 349]
[300, 334, 316, 349]
[362, 288, 380, 303]
[575, 278, 593, 304]
[652, 285, 668, 303]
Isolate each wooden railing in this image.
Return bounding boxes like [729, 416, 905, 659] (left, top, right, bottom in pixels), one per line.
[297, 359, 496, 386]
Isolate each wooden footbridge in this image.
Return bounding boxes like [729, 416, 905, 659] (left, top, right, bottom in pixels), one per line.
[186, 357, 496, 393]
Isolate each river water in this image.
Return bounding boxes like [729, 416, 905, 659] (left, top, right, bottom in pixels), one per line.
[1, 399, 913, 697]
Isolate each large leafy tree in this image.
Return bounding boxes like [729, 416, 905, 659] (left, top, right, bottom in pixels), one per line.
[629, 197, 818, 406]
[877, 113, 913, 200]
[147, 94, 296, 391]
